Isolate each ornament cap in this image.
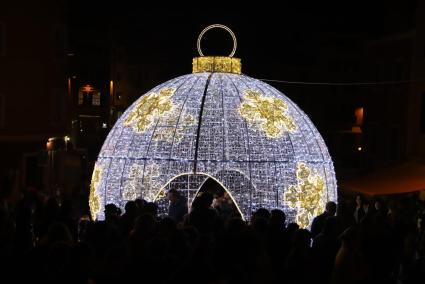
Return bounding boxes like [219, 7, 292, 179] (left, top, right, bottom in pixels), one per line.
[193, 24, 242, 74]
[192, 56, 241, 74]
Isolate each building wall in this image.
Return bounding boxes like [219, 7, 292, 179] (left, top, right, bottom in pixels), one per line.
[0, 2, 68, 136]
[408, 0, 425, 159]
[0, 2, 68, 187]
[363, 32, 413, 166]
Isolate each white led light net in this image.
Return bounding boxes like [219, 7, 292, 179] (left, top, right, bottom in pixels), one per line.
[90, 72, 337, 228]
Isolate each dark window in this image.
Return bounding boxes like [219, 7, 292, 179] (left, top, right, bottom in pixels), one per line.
[51, 89, 65, 124]
[424, 41, 425, 59]
[54, 29, 65, 58]
[421, 92, 425, 134]
[0, 23, 5, 56]
[0, 94, 4, 127]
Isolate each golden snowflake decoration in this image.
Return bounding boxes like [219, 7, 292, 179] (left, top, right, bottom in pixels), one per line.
[238, 89, 297, 138]
[122, 164, 144, 200]
[153, 112, 196, 143]
[122, 162, 163, 201]
[89, 164, 102, 220]
[284, 162, 326, 228]
[124, 88, 176, 133]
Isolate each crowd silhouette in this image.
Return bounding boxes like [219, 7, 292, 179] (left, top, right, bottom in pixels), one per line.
[0, 186, 425, 284]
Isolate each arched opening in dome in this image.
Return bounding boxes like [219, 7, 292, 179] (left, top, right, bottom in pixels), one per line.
[154, 172, 246, 220]
[193, 178, 241, 220]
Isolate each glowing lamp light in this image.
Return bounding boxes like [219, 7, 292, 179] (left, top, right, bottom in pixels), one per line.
[89, 25, 337, 227]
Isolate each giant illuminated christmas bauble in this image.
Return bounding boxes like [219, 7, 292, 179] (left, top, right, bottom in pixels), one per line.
[90, 25, 337, 227]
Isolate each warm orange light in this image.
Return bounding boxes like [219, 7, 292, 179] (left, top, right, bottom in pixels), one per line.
[81, 85, 94, 92]
[351, 126, 362, 133]
[110, 80, 114, 97]
[67, 78, 71, 97]
[355, 107, 364, 126]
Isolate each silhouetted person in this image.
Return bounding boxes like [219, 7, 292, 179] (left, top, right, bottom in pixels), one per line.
[144, 202, 158, 219]
[268, 209, 288, 282]
[373, 198, 388, 220]
[36, 197, 60, 241]
[251, 208, 270, 236]
[331, 227, 368, 284]
[212, 192, 236, 220]
[0, 204, 15, 260]
[135, 198, 147, 215]
[59, 199, 78, 241]
[312, 216, 340, 283]
[186, 192, 217, 235]
[311, 201, 337, 237]
[270, 209, 286, 230]
[285, 229, 314, 284]
[119, 201, 138, 236]
[252, 208, 271, 222]
[104, 203, 121, 226]
[353, 194, 367, 224]
[167, 189, 187, 224]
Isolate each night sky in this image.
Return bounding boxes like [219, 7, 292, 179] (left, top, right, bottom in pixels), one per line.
[69, 1, 417, 79]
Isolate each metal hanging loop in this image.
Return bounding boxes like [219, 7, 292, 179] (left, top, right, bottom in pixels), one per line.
[197, 24, 237, 57]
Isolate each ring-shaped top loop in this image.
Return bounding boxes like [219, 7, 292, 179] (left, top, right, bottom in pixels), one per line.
[197, 24, 237, 57]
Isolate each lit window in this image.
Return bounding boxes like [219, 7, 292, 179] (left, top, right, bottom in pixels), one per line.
[78, 85, 100, 106]
[92, 91, 101, 106]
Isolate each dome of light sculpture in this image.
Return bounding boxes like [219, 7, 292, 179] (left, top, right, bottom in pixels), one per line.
[90, 24, 337, 228]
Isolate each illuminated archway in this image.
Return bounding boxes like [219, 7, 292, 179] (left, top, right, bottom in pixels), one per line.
[153, 171, 250, 220]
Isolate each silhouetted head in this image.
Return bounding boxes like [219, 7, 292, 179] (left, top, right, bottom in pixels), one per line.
[355, 194, 364, 207]
[192, 192, 214, 210]
[374, 199, 382, 210]
[201, 192, 214, 207]
[135, 198, 147, 211]
[270, 209, 286, 228]
[253, 208, 271, 220]
[144, 202, 158, 217]
[104, 203, 120, 220]
[287, 222, 300, 233]
[167, 188, 181, 204]
[325, 201, 337, 216]
[124, 201, 138, 216]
